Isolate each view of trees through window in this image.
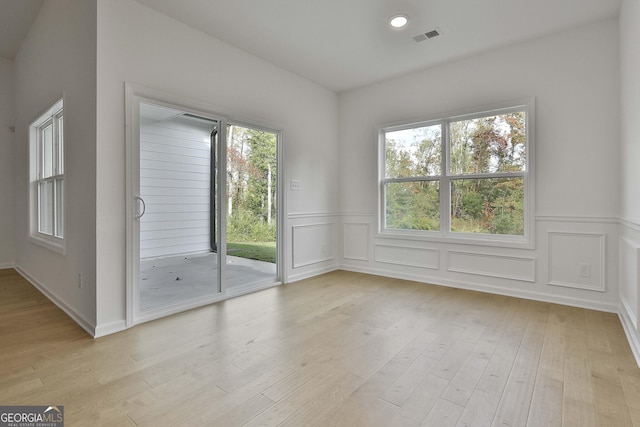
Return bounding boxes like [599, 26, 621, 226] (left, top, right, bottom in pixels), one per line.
[383, 109, 527, 236]
[226, 125, 277, 263]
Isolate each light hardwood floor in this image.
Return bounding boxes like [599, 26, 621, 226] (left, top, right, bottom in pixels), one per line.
[1, 268, 639, 426]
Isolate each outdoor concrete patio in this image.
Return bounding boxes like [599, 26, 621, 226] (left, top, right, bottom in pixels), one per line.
[140, 252, 277, 311]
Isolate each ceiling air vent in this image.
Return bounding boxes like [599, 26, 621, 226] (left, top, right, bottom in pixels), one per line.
[413, 28, 441, 43]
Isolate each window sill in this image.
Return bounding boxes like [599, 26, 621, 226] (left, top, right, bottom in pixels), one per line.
[29, 234, 66, 255]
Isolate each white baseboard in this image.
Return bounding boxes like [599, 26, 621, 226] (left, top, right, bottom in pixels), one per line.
[94, 320, 127, 338]
[15, 266, 96, 338]
[0, 262, 15, 270]
[619, 302, 640, 367]
[339, 264, 619, 313]
[286, 264, 339, 284]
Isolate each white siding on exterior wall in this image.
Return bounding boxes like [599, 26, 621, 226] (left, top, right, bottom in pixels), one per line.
[140, 114, 214, 259]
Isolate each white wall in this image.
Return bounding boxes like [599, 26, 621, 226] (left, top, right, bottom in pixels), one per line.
[95, 0, 340, 334]
[13, 0, 97, 333]
[0, 58, 15, 268]
[619, 0, 640, 362]
[338, 19, 620, 312]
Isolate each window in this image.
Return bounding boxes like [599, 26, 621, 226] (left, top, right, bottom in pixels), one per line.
[30, 99, 64, 252]
[380, 100, 533, 245]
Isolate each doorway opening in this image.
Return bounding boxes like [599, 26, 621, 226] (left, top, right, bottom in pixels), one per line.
[225, 123, 278, 294]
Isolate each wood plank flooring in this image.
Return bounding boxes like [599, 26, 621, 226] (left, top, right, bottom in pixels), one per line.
[1, 268, 639, 426]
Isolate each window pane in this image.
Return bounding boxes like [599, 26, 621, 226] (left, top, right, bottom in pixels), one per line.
[57, 116, 64, 174]
[42, 123, 54, 178]
[451, 177, 524, 235]
[39, 181, 53, 235]
[450, 112, 526, 175]
[55, 179, 64, 238]
[385, 181, 440, 230]
[385, 124, 442, 178]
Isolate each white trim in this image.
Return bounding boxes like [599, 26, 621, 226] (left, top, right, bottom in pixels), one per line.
[339, 213, 621, 224]
[15, 266, 95, 337]
[446, 250, 536, 282]
[375, 243, 440, 270]
[292, 254, 336, 269]
[340, 212, 376, 218]
[288, 212, 341, 219]
[292, 223, 336, 268]
[375, 231, 533, 249]
[0, 262, 15, 270]
[620, 296, 638, 330]
[536, 215, 619, 224]
[339, 264, 618, 314]
[620, 217, 640, 232]
[547, 231, 606, 292]
[286, 264, 339, 283]
[225, 279, 282, 299]
[136, 292, 229, 325]
[619, 303, 640, 367]
[94, 321, 127, 338]
[343, 223, 370, 261]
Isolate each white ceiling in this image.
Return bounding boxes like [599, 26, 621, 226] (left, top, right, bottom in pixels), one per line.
[135, 0, 622, 92]
[0, 0, 42, 60]
[0, 0, 622, 92]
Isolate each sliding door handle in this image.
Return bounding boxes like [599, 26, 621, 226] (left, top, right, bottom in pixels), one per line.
[135, 196, 146, 219]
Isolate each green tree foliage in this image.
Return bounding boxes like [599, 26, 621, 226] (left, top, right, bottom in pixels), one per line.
[245, 129, 277, 224]
[386, 181, 440, 230]
[226, 126, 277, 243]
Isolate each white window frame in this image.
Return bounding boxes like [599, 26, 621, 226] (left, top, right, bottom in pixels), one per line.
[378, 98, 535, 248]
[29, 98, 65, 254]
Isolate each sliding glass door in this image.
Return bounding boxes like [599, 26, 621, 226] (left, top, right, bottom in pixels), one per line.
[127, 93, 281, 324]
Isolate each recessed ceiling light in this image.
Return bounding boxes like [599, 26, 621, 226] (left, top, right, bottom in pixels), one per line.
[389, 15, 409, 29]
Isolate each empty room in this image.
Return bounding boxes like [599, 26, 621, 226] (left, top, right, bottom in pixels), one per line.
[1, 0, 639, 425]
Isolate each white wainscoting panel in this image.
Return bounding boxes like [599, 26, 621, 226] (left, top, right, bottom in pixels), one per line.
[343, 223, 369, 261]
[447, 250, 536, 282]
[547, 232, 606, 292]
[292, 222, 335, 268]
[375, 244, 439, 270]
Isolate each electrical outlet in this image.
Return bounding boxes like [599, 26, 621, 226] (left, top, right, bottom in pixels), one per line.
[290, 180, 301, 191]
[78, 273, 83, 289]
[578, 263, 591, 278]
